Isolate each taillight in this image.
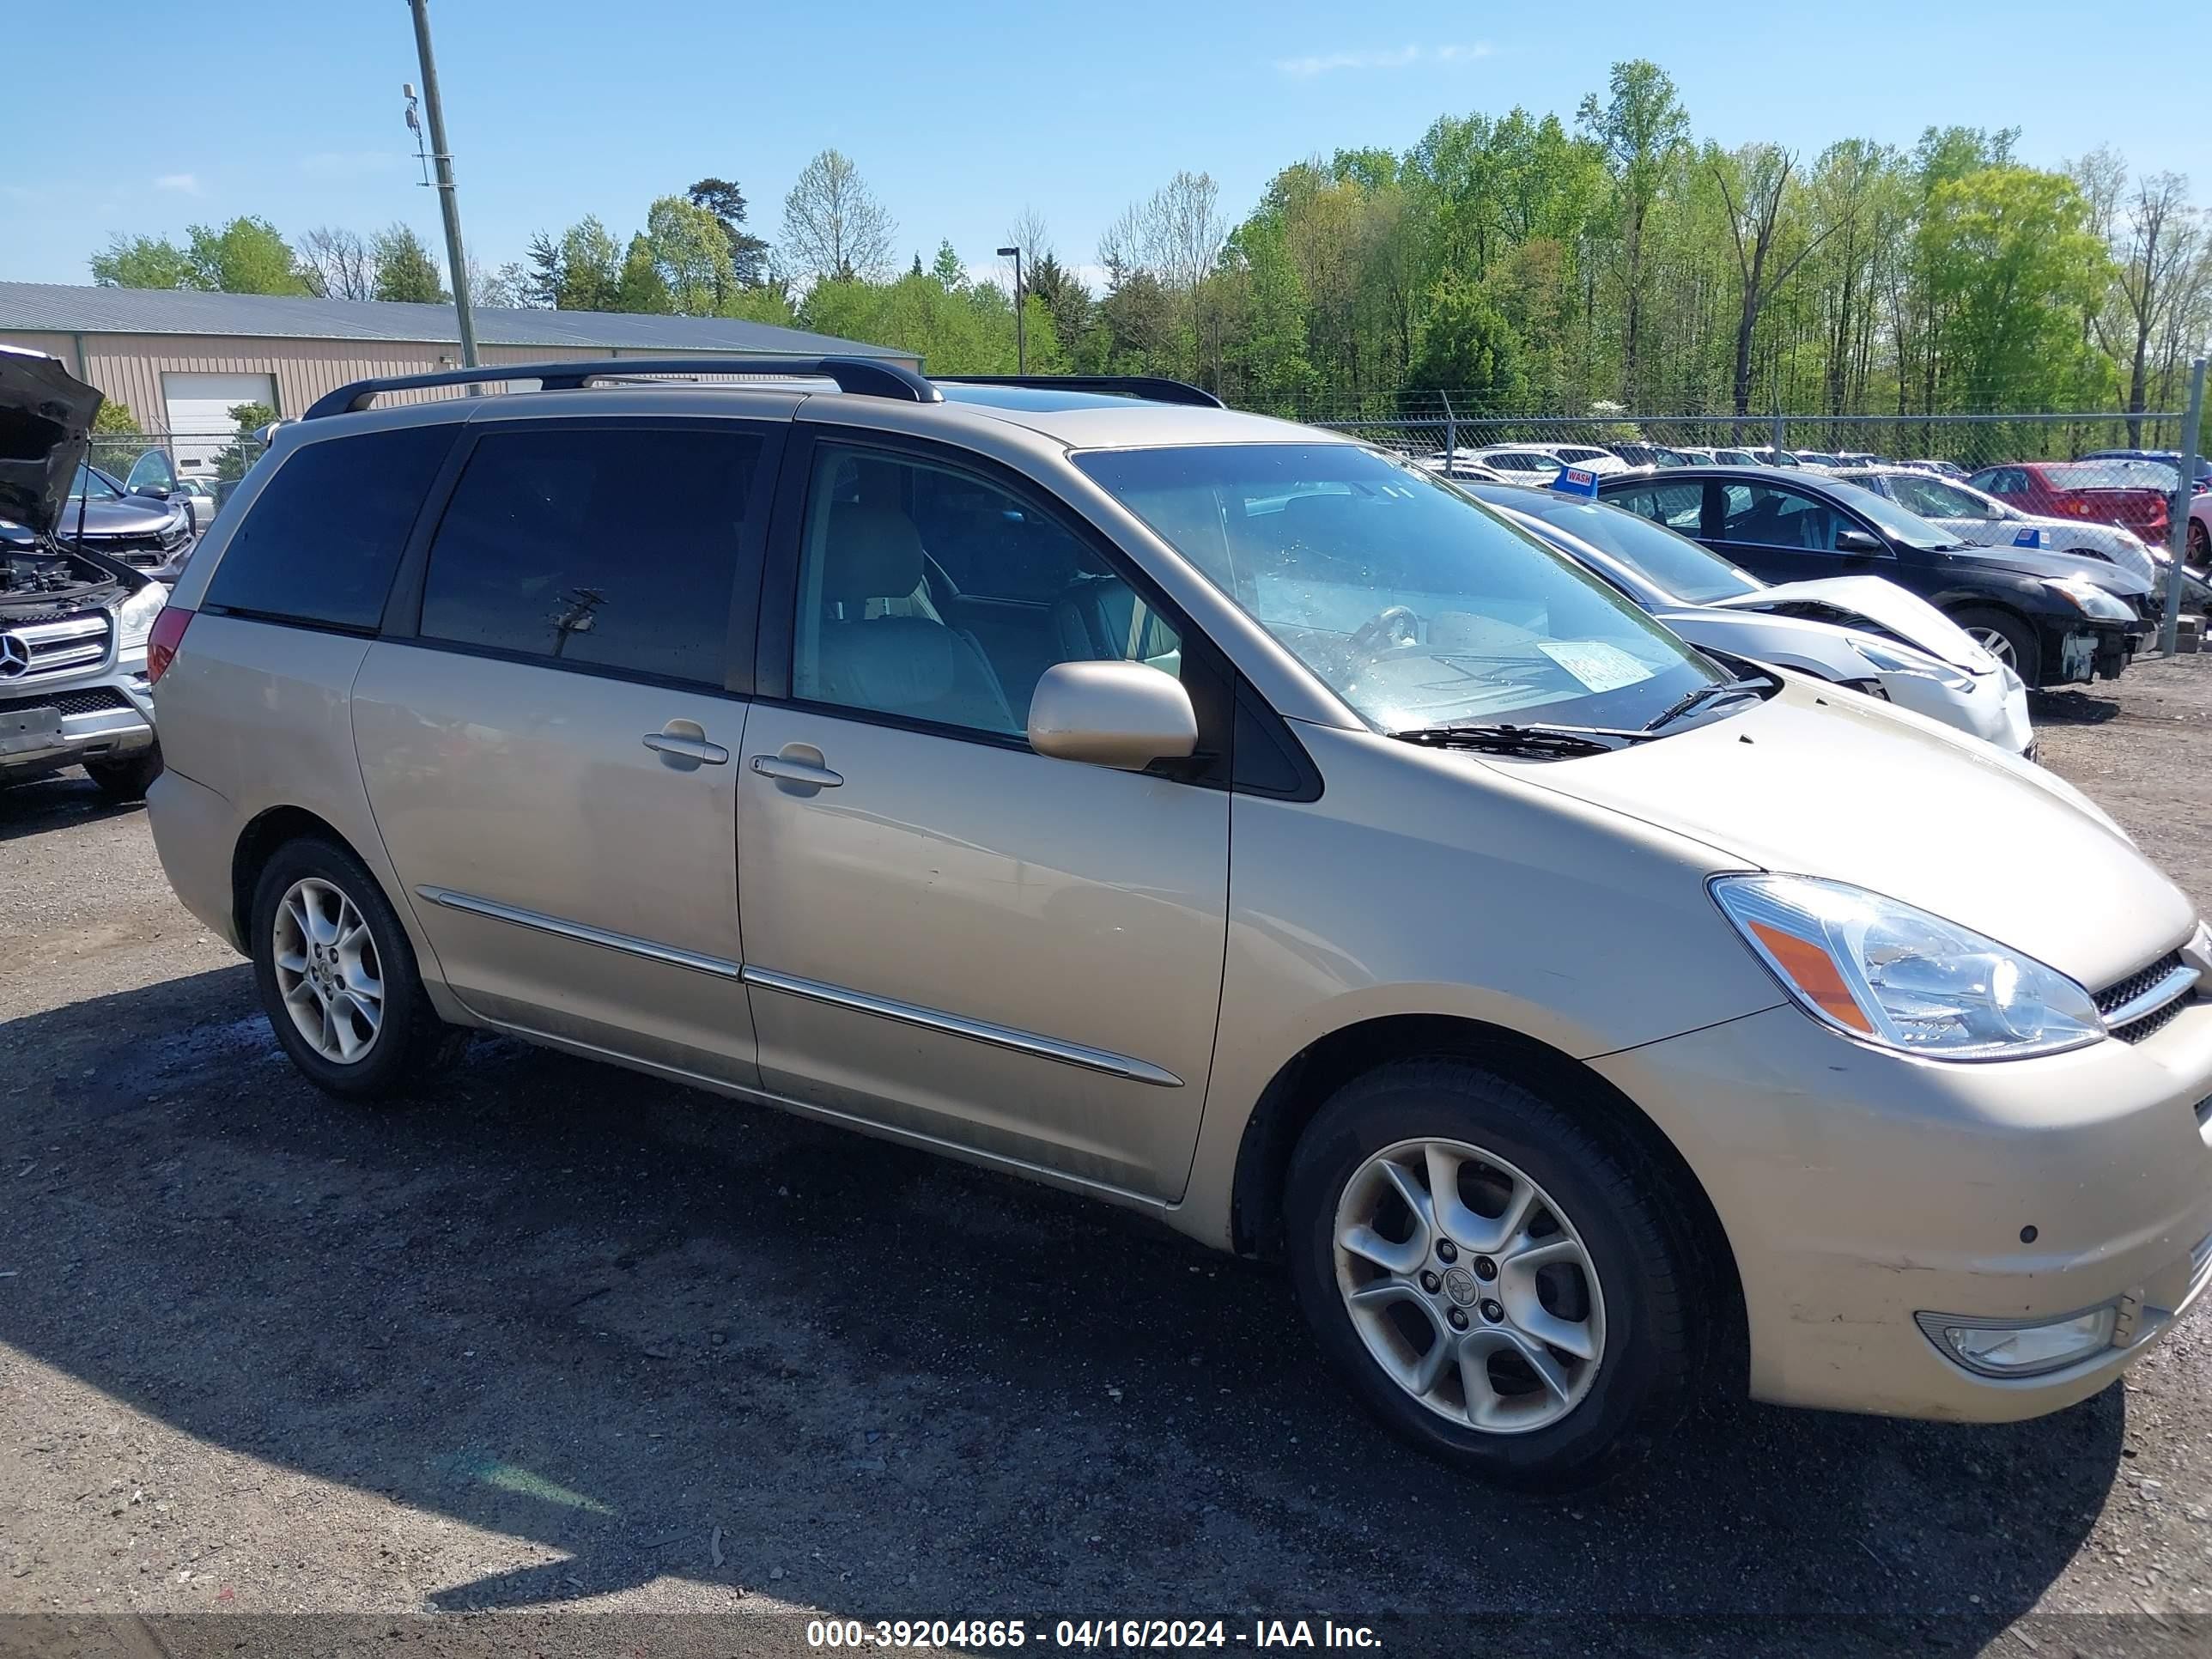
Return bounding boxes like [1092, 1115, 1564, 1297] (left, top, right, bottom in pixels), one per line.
[146, 605, 193, 685]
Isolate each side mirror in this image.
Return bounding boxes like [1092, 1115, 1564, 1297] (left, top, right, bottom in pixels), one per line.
[1027, 659, 1198, 772]
[1837, 527, 1887, 555]
[129, 483, 173, 500]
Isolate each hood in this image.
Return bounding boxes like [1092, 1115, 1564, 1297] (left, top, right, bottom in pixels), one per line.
[0, 346, 101, 538]
[1935, 541, 2153, 598]
[1512, 677, 2191, 992]
[1707, 574, 1997, 673]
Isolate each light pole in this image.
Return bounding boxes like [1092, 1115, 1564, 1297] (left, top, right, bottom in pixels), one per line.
[405, 0, 478, 370]
[997, 245, 1025, 374]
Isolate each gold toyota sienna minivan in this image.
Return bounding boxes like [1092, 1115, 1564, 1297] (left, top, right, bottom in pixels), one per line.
[141, 357, 2212, 1485]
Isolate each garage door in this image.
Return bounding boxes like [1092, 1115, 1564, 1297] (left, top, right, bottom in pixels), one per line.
[162, 372, 278, 469]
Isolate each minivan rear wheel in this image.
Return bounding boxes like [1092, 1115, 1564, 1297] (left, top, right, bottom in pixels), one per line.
[250, 837, 464, 1100]
[1285, 1060, 1693, 1487]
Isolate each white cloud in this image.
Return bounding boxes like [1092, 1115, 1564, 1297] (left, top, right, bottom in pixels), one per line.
[1273, 41, 1493, 78]
[154, 173, 200, 194]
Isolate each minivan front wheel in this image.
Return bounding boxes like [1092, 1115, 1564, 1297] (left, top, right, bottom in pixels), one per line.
[1286, 1060, 1693, 1486]
[250, 838, 463, 1099]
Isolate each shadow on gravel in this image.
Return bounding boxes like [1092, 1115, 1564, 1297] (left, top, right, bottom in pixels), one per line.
[0, 969, 2122, 1646]
[0, 771, 144, 844]
[2029, 689, 2123, 726]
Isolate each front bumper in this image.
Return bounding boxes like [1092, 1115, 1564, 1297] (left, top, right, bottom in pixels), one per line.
[1591, 989, 2212, 1423]
[2040, 620, 2133, 686]
[0, 650, 157, 781]
[1878, 667, 2033, 755]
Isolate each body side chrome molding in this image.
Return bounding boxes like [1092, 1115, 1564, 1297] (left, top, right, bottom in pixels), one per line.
[413, 886, 741, 978]
[2103, 963, 2200, 1032]
[740, 964, 1184, 1088]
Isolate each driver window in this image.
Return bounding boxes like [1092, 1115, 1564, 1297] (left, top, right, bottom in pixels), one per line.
[1716, 483, 1842, 551]
[792, 444, 1182, 738]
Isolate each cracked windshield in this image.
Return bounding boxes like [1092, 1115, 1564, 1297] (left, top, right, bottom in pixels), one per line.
[1077, 442, 1726, 732]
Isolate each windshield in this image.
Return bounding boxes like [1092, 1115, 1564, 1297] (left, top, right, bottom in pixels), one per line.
[1881, 472, 1990, 519]
[1816, 477, 1962, 550]
[1511, 495, 1764, 604]
[1074, 443, 1726, 735]
[69, 464, 122, 502]
[2050, 459, 2178, 492]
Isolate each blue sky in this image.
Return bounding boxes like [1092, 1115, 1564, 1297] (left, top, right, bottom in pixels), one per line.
[5, 0, 2203, 293]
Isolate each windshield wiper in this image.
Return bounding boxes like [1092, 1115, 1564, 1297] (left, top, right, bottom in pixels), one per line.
[1392, 721, 1660, 759]
[1640, 675, 1771, 733]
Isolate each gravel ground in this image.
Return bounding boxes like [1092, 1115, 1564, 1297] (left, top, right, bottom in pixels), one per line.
[5, 661, 2212, 1658]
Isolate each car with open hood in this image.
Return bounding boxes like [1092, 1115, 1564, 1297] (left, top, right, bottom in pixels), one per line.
[0, 453, 197, 582]
[143, 358, 2212, 1486]
[0, 346, 169, 800]
[1596, 465, 2143, 686]
[1466, 479, 2033, 757]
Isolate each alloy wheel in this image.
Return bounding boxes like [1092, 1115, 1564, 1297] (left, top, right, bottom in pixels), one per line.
[271, 877, 385, 1065]
[1331, 1137, 1606, 1433]
[1964, 626, 2016, 668]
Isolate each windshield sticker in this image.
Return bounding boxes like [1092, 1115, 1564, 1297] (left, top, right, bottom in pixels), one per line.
[1536, 640, 1656, 694]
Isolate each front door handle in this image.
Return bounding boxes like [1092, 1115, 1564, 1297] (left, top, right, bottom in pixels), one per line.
[750, 751, 843, 789]
[644, 720, 729, 766]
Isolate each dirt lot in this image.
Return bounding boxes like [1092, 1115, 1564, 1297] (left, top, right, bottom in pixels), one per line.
[5, 660, 2212, 1658]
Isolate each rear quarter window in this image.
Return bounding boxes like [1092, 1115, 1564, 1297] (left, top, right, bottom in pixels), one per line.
[204, 423, 454, 630]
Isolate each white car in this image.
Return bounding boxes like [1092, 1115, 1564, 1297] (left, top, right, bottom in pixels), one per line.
[1836, 466, 2160, 586]
[1467, 443, 1633, 477]
[1414, 453, 1510, 485]
[1473, 483, 2034, 757]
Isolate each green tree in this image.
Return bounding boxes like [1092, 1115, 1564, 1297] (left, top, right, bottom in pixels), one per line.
[87, 399, 145, 477]
[186, 218, 310, 294]
[643, 196, 735, 315]
[213, 401, 278, 483]
[90, 234, 197, 289]
[1407, 275, 1525, 410]
[90, 217, 307, 294]
[1577, 60, 1690, 404]
[1917, 165, 2111, 409]
[684, 177, 770, 289]
[371, 223, 448, 303]
[616, 234, 672, 313]
[930, 240, 967, 289]
[525, 216, 623, 311]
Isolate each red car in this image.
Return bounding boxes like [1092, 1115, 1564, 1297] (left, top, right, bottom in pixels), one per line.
[1966, 460, 2171, 545]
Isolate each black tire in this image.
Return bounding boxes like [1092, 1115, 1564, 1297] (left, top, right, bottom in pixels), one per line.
[85, 747, 162, 804]
[2190, 519, 2209, 568]
[249, 836, 465, 1101]
[1947, 605, 2040, 686]
[1285, 1059, 1697, 1489]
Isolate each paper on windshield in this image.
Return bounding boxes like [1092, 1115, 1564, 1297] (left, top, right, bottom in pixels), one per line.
[1536, 640, 1656, 694]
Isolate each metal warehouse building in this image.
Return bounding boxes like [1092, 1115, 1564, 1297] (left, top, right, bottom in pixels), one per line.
[0, 282, 917, 466]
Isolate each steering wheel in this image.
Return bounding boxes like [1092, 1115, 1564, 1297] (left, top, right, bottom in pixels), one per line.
[1348, 605, 1421, 657]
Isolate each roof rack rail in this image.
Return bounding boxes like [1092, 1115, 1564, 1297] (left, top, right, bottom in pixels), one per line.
[933, 374, 1224, 410]
[301, 355, 940, 421]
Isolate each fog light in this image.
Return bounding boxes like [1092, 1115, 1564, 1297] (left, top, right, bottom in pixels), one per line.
[1916, 1304, 2118, 1378]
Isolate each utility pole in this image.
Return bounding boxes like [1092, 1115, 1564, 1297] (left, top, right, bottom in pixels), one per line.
[407, 0, 478, 369]
[997, 245, 1025, 374]
[2159, 355, 2206, 655]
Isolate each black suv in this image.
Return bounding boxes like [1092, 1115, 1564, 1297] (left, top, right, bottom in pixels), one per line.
[1595, 466, 2140, 687]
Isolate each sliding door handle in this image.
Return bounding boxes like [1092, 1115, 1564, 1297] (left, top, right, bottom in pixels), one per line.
[750, 754, 843, 788]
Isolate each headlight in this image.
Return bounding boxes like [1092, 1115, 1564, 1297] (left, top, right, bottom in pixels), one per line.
[1844, 634, 1974, 692]
[2050, 580, 2138, 622]
[1711, 874, 2103, 1060]
[115, 580, 167, 650]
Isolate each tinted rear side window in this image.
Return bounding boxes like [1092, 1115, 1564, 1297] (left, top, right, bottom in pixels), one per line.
[417, 426, 763, 686]
[204, 424, 453, 629]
